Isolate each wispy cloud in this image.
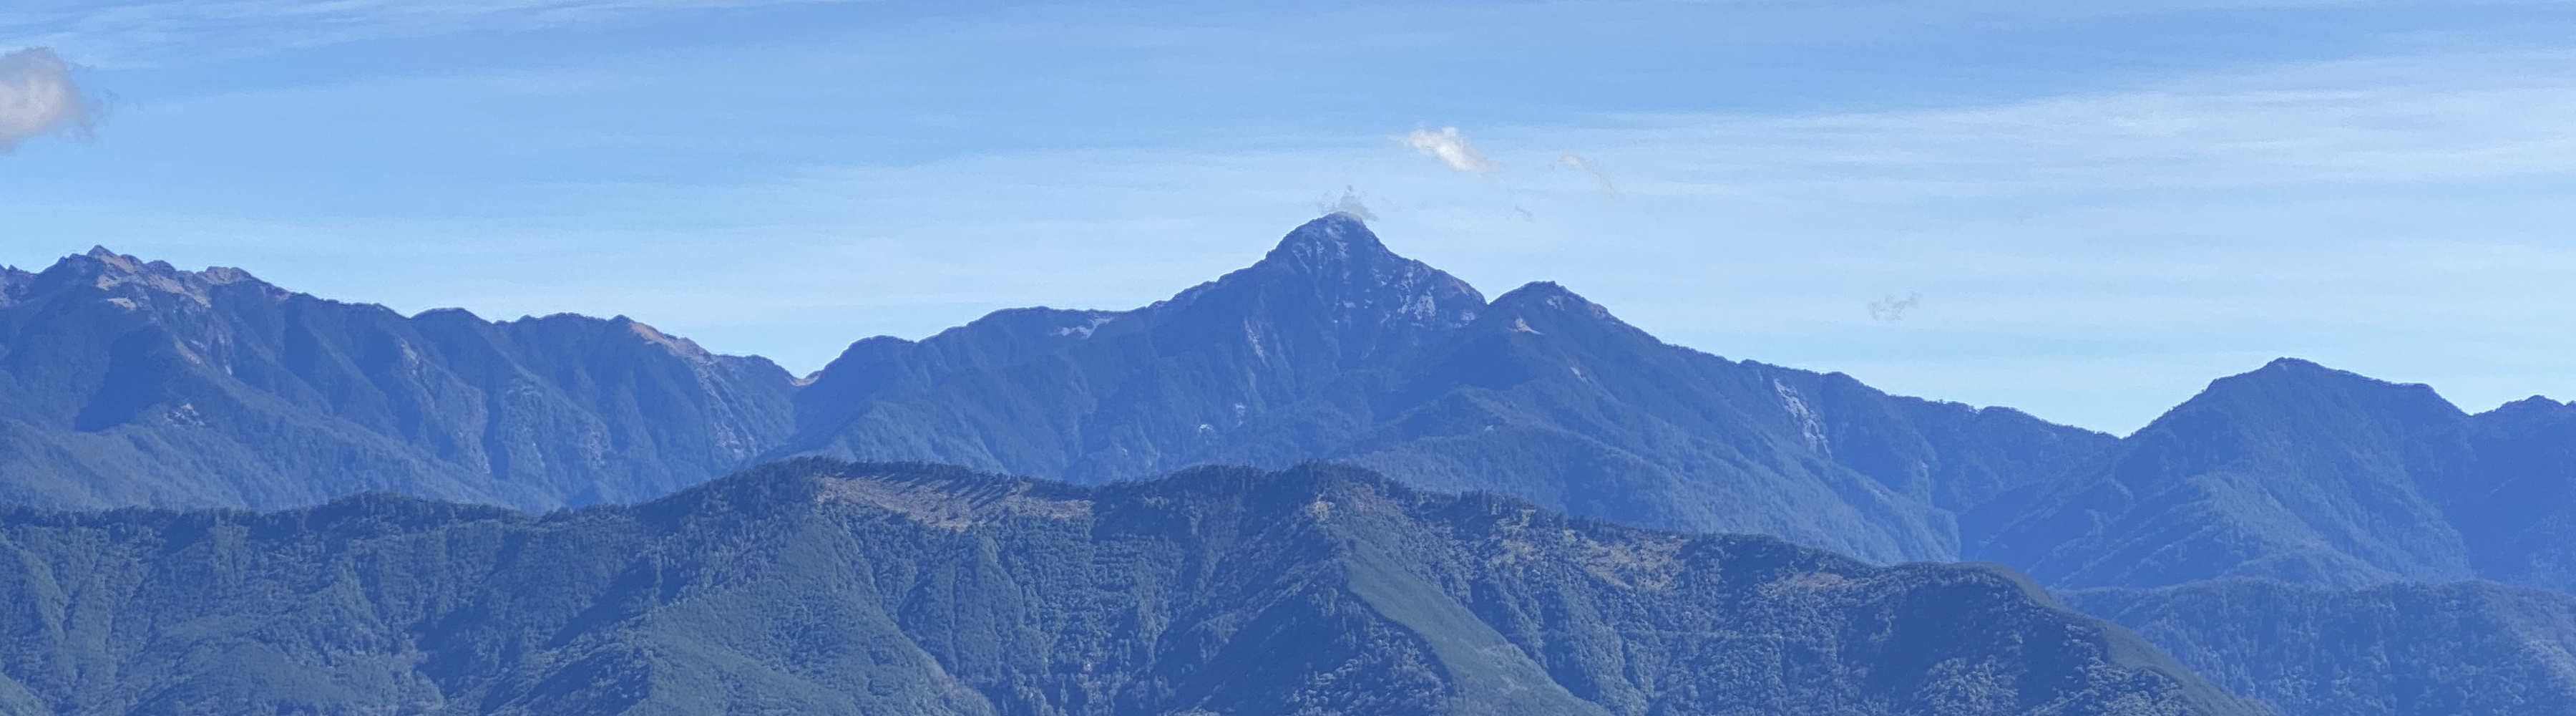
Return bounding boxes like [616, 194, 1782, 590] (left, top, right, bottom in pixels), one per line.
[1400, 126, 1498, 175]
[1, 0, 862, 65]
[1868, 292, 1921, 321]
[1557, 153, 1621, 200]
[1604, 53, 2576, 194]
[0, 47, 99, 152]
[1318, 185, 1375, 221]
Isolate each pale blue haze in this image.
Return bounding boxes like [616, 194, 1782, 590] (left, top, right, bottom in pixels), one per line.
[4, 0, 2574, 432]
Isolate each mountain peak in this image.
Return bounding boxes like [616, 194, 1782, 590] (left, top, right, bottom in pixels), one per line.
[74, 245, 148, 274]
[2197, 357, 2362, 392]
[50, 247, 264, 286]
[1493, 281, 1585, 306]
[2221, 357, 2436, 394]
[2122, 357, 2467, 467]
[1169, 215, 1483, 328]
[2259, 357, 2327, 373]
[1262, 212, 1392, 268]
[2481, 395, 2575, 422]
[617, 316, 719, 364]
[1491, 281, 1623, 325]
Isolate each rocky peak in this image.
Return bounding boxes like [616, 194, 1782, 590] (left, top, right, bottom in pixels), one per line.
[36, 246, 273, 307]
[0, 266, 31, 305]
[1260, 212, 1390, 269]
[616, 316, 719, 365]
[1152, 215, 1486, 349]
[1490, 281, 1611, 317]
[1480, 281, 1644, 342]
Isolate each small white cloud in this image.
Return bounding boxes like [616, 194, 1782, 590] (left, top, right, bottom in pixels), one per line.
[1400, 126, 1498, 175]
[0, 47, 102, 153]
[1317, 185, 1377, 221]
[1558, 153, 1623, 200]
[1868, 292, 1923, 322]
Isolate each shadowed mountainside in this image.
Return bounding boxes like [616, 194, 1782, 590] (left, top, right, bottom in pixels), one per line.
[2067, 579, 2576, 716]
[0, 459, 2259, 716]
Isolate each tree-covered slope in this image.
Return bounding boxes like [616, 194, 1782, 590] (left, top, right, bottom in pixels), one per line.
[2067, 579, 2576, 716]
[0, 460, 2258, 716]
[0, 248, 799, 512]
[2450, 396, 2576, 591]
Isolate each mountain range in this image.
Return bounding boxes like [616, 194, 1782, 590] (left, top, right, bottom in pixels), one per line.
[0, 248, 795, 510]
[0, 217, 2119, 567]
[4, 214, 2573, 715]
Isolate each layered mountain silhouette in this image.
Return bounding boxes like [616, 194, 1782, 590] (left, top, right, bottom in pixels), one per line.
[6, 216, 2575, 716]
[781, 213, 2111, 563]
[0, 217, 2112, 566]
[0, 460, 2258, 716]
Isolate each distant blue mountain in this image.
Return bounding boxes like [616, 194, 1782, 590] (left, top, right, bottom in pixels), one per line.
[778, 213, 2112, 563]
[0, 248, 797, 511]
[1977, 358, 2576, 593]
[0, 217, 2113, 566]
[6, 218, 2569, 592]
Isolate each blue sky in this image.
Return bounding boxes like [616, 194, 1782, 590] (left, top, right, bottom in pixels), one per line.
[5, 0, 2575, 433]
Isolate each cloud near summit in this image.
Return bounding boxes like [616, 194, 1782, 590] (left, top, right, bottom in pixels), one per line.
[1, 48, 103, 153]
[1400, 126, 1498, 175]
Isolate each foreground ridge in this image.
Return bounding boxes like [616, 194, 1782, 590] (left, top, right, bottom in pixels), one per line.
[0, 459, 2258, 716]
